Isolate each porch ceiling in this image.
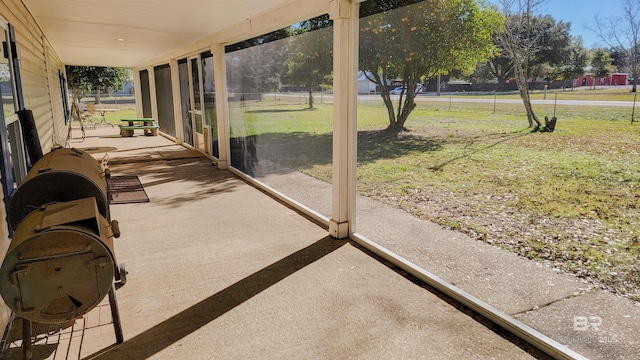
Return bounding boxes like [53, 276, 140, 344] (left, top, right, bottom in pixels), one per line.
[22, 0, 301, 68]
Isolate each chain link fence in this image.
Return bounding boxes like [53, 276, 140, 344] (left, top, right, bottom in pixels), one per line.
[79, 93, 136, 110]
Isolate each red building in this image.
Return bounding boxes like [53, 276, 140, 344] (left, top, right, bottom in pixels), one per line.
[575, 73, 629, 87]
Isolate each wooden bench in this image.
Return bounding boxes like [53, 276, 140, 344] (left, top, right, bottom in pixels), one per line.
[119, 124, 159, 137]
[119, 117, 158, 137]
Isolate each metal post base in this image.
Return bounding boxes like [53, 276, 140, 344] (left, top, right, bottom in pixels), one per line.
[108, 284, 124, 344]
[22, 318, 31, 360]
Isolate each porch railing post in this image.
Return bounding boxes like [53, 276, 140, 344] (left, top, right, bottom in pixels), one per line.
[170, 59, 184, 144]
[213, 44, 231, 169]
[329, 0, 360, 239]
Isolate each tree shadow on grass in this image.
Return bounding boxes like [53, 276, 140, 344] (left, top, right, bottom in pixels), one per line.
[429, 131, 529, 171]
[357, 130, 444, 164]
[230, 130, 445, 177]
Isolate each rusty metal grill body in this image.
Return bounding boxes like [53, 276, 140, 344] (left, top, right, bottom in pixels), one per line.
[0, 198, 116, 324]
[8, 147, 110, 231]
[0, 147, 125, 349]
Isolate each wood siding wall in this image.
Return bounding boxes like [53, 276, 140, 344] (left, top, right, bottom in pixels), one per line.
[0, 0, 69, 335]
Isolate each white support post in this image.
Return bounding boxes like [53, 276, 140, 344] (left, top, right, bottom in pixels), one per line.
[133, 69, 143, 117]
[329, 0, 359, 239]
[213, 45, 230, 169]
[170, 59, 183, 144]
[148, 67, 158, 121]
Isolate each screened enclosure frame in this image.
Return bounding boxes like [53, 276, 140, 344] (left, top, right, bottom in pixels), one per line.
[129, 1, 587, 358]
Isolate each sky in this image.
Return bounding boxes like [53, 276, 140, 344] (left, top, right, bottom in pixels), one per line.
[500, 0, 625, 49]
[542, 0, 623, 48]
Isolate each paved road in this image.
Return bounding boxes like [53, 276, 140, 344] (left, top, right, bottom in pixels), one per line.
[364, 94, 638, 107]
[276, 93, 638, 108]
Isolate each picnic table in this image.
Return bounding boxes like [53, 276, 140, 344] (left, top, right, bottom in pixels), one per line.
[119, 118, 158, 137]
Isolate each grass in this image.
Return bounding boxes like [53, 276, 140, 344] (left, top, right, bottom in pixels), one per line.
[76, 108, 137, 128]
[228, 96, 640, 301]
[104, 109, 137, 123]
[438, 87, 640, 102]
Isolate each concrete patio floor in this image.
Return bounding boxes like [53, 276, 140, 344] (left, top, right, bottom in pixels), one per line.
[0, 128, 540, 359]
[2, 126, 638, 359]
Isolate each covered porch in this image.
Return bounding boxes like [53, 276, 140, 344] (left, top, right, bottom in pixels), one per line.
[3, 127, 536, 359]
[0, 0, 637, 359]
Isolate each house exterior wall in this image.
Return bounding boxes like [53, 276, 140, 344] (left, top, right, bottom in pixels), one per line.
[575, 73, 630, 87]
[0, 0, 70, 335]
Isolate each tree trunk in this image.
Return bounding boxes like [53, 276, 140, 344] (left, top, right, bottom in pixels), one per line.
[71, 92, 82, 122]
[385, 121, 405, 134]
[396, 96, 416, 131]
[94, 89, 101, 104]
[307, 86, 314, 109]
[519, 89, 541, 130]
[367, 71, 420, 135]
[380, 92, 397, 129]
[513, 61, 541, 130]
[385, 87, 417, 135]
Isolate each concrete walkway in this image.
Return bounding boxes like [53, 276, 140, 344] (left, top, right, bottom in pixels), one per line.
[3, 127, 637, 359]
[258, 159, 640, 360]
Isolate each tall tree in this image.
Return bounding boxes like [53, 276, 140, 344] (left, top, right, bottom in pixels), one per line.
[470, 61, 498, 84]
[360, 0, 502, 134]
[529, 16, 572, 72]
[486, 15, 571, 88]
[609, 45, 628, 71]
[487, 55, 514, 88]
[591, 48, 614, 84]
[589, 0, 640, 92]
[285, 15, 333, 109]
[497, 0, 548, 130]
[65, 66, 129, 121]
[225, 28, 291, 101]
[561, 37, 588, 88]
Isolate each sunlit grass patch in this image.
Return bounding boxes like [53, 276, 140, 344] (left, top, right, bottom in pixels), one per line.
[104, 109, 137, 123]
[353, 106, 640, 300]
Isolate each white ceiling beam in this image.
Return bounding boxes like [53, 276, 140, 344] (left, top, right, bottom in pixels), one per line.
[22, 0, 331, 68]
[136, 0, 330, 69]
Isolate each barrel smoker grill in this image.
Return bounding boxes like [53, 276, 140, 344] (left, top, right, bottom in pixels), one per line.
[0, 147, 127, 352]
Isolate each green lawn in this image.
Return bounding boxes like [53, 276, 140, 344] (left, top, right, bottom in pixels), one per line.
[104, 109, 137, 123]
[357, 105, 639, 301]
[442, 88, 640, 102]
[228, 97, 640, 301]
